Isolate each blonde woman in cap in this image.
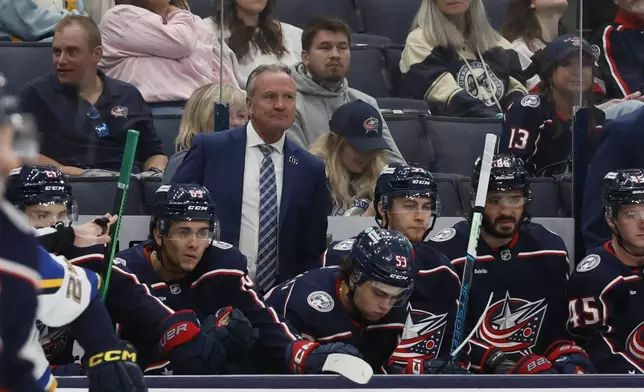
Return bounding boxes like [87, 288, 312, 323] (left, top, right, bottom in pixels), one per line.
[309, 100, 389, 216]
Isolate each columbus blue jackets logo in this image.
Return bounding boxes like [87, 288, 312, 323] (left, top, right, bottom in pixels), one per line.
[392, 308, 447, 361]
[363, 117, 379, 133]
[627, 321, 644, 361]
[478, 292, 547, 354]
[456, 61, 504, 107]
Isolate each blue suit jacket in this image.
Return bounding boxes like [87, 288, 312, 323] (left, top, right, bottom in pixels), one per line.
[171, 126, 330, 284]
[581, 106, 644, 250]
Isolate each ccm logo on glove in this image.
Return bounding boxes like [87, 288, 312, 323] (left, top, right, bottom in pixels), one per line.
[88, 350, 136, 367]
[291, 341, 320, 373]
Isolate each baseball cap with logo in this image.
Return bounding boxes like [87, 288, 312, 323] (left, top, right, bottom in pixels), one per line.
[329, 100, 391, 151]
[545, 34, 595, 68]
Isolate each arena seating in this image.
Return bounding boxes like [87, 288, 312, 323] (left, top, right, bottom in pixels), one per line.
[355, 0, 420, 45]
[483, 0, 510, 31]
[383, 111, 435, 170]
[70, 177, 143, 215]
[432, 173, 465, 217]
[559, 173, 573, 217]
[187, 0, 212, 19]
[152, 112, 183, 158]
[272, 0, 364, 32]
[346, 45, 391, 98]
[351, 33, 392, 46]
[0, 42, 52, 94]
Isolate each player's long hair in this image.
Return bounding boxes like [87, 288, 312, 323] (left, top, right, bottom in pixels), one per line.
[309, 133, 385, 215]
[175, 84, 246, 152]
[411, 0, 501, 53]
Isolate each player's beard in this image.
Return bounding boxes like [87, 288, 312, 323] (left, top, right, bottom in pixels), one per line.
[482, 214, 519, 239]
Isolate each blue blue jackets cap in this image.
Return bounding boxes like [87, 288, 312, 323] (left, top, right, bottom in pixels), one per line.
[329, 100, 391, 152]
[546, 34, 594, 66]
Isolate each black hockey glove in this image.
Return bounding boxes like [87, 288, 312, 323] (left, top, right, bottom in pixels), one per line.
[483, 348, 557, 374]
[202, 307, 259, 360]
[388, 358, 471, 374]
[84, 341, 147, 392]
[286, 341, 362, 374]
[158, 310, 227, 375]
[544, 340, 596, 374]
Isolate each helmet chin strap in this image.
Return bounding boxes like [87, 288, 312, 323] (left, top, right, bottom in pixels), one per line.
[611, 220, 644, 258]
[344, 277, 371, 327]
[154, 238, 191, 276]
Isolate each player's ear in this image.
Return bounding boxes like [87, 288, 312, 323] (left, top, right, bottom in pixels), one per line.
[377, 201, 387, 225]
[153, 227, 163, 247]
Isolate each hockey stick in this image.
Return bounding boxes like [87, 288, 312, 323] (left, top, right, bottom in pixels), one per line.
[449, 133, 497, 361]
[99, 130, 139, 300]
[322, 353, 373, 384]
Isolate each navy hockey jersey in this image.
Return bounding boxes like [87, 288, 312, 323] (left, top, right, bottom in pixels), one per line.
[0, 202, 41, 391]
[38, 244, 174, 366]
[399, 28, 527, 117]
[567, 242, 644, 373]
[264, 267, 406, 372]
[429, 221, 571, 371]
[115, 240, 298, 373]
[500, 94, 605, 177]
[323, 238, 460, 364]
[595, 9, 644, 99]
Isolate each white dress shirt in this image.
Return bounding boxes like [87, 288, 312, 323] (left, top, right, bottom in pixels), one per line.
[239, 121, 285, 280]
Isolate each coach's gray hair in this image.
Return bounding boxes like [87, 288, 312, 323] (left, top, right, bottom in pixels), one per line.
[246, 63, 292, 97]
[411, 0, 500, 53]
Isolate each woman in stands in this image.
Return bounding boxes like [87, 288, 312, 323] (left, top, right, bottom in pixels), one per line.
[201, 0, 302, 88]
[309, 100, 388, 216]
[500, 34, 606, 177]
[98, 0, 239, 102]
[399, 0, 527, 117]
[162, 83, 247, 182]
[0, 0, 84, 41]
[502, 0, 568, 91]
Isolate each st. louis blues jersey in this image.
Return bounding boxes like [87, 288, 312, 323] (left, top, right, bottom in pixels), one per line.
[0, 202, 42, 392]
[429, 221, 571, 372]
[115, 240, 299, 373]
[264, 267, 406, 372]
[324, 238, 460, 365]
[500, 94, 605, 177]
[567, 242, 644, 373]
[37, 244, 174, 367]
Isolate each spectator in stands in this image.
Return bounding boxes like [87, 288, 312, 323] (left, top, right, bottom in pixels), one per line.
[172, 64, 330, 292]
[288, 16, 405, 164]
[502, 0, 568, 91]
[582, 106, 644, 249]
[98, 0, 239, 102]
[399, 0, 527, 117]
[500, 34, 605, 177]
[163, 83, 247, 182]
[309, 100, 388, 216]
[595, 0, 644, 100]
[202, 0, 302, 89]
[20, 15, 167, 176]
[0, 0, 84, 42]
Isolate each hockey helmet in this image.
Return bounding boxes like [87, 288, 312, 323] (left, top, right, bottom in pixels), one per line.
[602, 169, 644, 219]
[5, 165, 78, 224]
[349, 227, 415, 306]
[150, 183, 218, 239]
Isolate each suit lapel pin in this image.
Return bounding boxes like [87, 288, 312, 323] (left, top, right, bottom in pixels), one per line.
[289, 156, 298, 165]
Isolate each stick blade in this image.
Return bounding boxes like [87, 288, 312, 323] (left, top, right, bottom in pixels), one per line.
[322, 353, 373, 385]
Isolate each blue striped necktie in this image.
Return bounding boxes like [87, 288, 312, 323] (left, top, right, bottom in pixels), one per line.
[255, 144, 278, 292]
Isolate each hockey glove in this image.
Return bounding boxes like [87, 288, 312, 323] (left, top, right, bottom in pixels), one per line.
[158, 310, 227, 375]
[85, 341, 147, 392]
[202, 307, 259, 359]
[482, 348, 556, 374]
[388, 358, 471, 374]
[544, 340, 596, 374]
[286, 341, 362, 374]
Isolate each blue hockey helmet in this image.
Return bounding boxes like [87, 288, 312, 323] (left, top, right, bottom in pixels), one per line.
[5, 165, 78, 223]
[472, 154, 532, 222]
[602, 169, 644, 219]
[348, 226, 415, 306]
[150, 183, 218, 239]
[374, 164, 440, 231]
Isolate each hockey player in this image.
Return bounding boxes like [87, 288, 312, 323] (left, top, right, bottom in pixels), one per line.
[324, 165, 465, 374]
[115, 183, 359, 374]
[429, 153, 594, 374]
[567, 169, 644, 373]
[265, 227, 415, 372]
[500, 34, 605, 177]
[6, 165, 238, 377]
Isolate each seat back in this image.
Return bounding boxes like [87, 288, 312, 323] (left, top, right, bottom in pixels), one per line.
[152, 113, 182, 158]
[70, 177, 143, 215]
[140, 178, 163, 214]
[425, 116, 503, 176]
[273, 0, 363, 31]
[377, 97, 430, 113]
[355, 0, 420, 44]
[433, 173, 464, 217]
[385, 46, 404, 97]
[527, 178, 561, 217]
[351, 33, 392, 46]
[0, 43, 52, 94]
[347, 45, 390, 98]
[558, 173, 573, 217]
[483, 0, 510, 31]
[188, 0, 213, 18]
[382, 112, 434, 170]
